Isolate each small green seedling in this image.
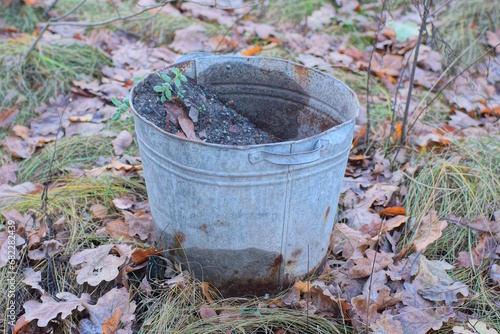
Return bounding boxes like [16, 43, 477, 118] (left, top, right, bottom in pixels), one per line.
[111, 96, 130, 121]
[154, 67, 187, 103]
[111, 76, 143, 122]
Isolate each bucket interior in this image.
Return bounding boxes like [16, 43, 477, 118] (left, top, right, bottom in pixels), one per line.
[174, 57, 359, 142]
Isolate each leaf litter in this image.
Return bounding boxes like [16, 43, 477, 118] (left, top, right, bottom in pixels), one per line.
[1, 0, 500, 332]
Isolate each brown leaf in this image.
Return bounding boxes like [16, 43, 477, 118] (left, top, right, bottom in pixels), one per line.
[28, 240, 63, 261]
[0, 181, 41, 207]
[0, 231, 25, 268]
[0, 163, 18, 185]
[90, 204, 107, 219]
[24, 292, 91, 327]
[178, 115, 198, 141]
[371, 53, 404, 77]
[169, 25, 211, 53]
[2, 135, 36, 159]
[22, 268, 45, 294]
[486, 30, 500, 54]
[101, 308, 124, 334]
[112, 198, 134, 210]
[394, 305, 454, 334]
[68, 114, 93, 122]
[131, 247, 163, 265]
[0, 107, 19, 128]
[370, 310, 404, 334]
[420, 281, 469, 306]
[12, 125, 31, 139]
[490, 264, 500, 286]
[123, 210, 155, 241]
[112, 130, 133, 155]
[200, 304, 217, 319]
[70, 244, 126, 286]
[106, 219, 131, 239]
[349, 250, 394, 279]
[81, 287, 136, 332]
[412, 209, 448, 252]
[330, 223, 375, 260]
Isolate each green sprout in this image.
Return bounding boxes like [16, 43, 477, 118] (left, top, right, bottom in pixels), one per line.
[153, 67, 187, 103]
[111, 75, 143, 122]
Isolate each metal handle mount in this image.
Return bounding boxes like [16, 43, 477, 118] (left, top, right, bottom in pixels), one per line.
[248, 140, 328, 165]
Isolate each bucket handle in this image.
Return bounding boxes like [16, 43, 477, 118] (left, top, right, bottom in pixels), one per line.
[248, 140, 328, 165]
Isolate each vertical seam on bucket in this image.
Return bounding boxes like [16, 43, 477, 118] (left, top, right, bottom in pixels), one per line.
[279, 145, 293, 289]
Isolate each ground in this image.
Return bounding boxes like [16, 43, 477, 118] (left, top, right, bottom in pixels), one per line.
[0, 0, 500, 333]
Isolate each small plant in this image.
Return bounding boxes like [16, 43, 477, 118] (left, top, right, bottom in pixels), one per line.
[154, 67, 187, 103]
[111, 76, 143, 121]
[111, 97, 130, 121]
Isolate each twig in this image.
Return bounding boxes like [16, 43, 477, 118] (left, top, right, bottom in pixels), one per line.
[400, 0, 432, 144]
[365, 0, 388, 150]
[43, 0, 60, 17]
[23, 0, 172, 61]
[408, 39, 492, 137]
[365, 219, 384, 332]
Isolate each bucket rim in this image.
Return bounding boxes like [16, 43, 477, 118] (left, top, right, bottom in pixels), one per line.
[129, 56, 359, 150]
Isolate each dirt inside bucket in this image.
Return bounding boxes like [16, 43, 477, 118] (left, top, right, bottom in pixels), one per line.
[133, 71, 284, 145]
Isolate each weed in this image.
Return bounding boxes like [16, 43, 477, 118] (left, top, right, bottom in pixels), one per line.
[154, 68, 187, 103]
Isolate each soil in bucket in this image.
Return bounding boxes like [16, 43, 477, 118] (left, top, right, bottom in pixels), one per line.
[133, 70, 284, 145]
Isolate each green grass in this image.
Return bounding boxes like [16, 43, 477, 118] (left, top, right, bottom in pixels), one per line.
[401, 137, 500, 331]
[264, 0, 327, 24]
[137, 278, 348, 334]
[0, 37, 110, 126]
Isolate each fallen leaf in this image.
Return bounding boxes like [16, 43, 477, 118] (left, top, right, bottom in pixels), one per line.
[131, 247, 163, 265]
[28, 240, 63, 260]
[420, 281, 469, 306]
[106, 219, 131, 239]
[123, 210, 155, 241]
[486, 30, 500, 54]
[169, 25, 211, 53]
[453, 319, 500, 334]
[491, 264, 500, 286]
[412, 209, 448, 253]
[0, 231, 25, 268]
[1, 135, 36, 159]
[22, 268, 45, 294]
[241, 45, 262, 56]
[81, 287, 136, 333]
[24, 292, 91, 327]
[349, 250, 394, 278]
[330, 223, 375, 260]
[90, 204, 107, 219]
[68, 114, 93, 122]
[112, 130, 133, 155]
[12, 125, 30, 139]
[178, 115, 198, 141]
[394, 305, 454, 334]
[200, 304, 217, 319]
[371, 53, 404, 77]
[379, 206, 406, 217]
[0, 107, 19, 128]
[0, 181, 40, 207]
[70, 244, 126, 286]
[0, 163, 18, 185]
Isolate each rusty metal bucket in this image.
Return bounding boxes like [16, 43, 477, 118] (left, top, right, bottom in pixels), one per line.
[130, 55, 359, 296]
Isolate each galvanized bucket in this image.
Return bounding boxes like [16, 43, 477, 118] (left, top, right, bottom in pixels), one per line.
[130, 55, 359, 296]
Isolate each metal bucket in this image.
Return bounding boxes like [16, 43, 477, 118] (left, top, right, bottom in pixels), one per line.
[130, 56, 359, 296]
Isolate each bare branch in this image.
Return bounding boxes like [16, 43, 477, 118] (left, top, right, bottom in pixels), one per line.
[23, 0, 172, 60]
[400, 0, 432, 144]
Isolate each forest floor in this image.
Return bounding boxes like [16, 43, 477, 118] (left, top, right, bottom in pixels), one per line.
[0, 0, 500, 333]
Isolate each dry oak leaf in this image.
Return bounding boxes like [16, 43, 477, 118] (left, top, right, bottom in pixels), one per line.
[412, 209, 448, 253]
[453, 319, 500, 334]
[0, 231, 25, 269]
[23, 292, 91, 327]
[70, 244, 126, 286]
[330, 223, 375, 260]
[169, 25, 211, 53]
[22, 267, 45, 294]
[0, 163, 18, 185]
[90, 204, 107, 219]
[122, 210, 154, 241]
[370, 53, 404, 77]
[112, 130, 133, 156]
[420, 281, 469, 306]
[79, 287, 136, 334]
[0, 181, 41, 207]
[200, 304, 218, 319]
[394, 305, 454, 334]
[28, 240, 63, 260]
[370, 310, 404, 334]
[105, 219, 131, 239]
[349, 249, 394, 279]
[490, 264, 500, 286]
[1, 135, 36, 159]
